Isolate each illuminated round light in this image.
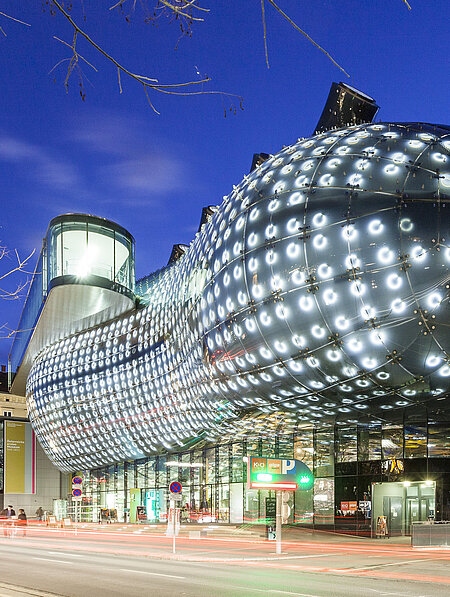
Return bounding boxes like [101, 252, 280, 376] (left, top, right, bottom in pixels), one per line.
[299, 296, 314, 311]
[248, 257, 258, 272]
[312, 213, 327, 227]
[360, 305, 376, 320]
[340, 384, 352, 392]
[317, 263, 332, 278]
[370, 329, 385, 346]
[281, 164, 293, 175]
[419, 133, 435, 141]
[399, 218, 413, 232]
[343, 366, 357, 377]
[289, 361, 303, 373]
[274, 340, 287, 353]
[368, 219, 383, 235]
[377, 371, 390, 380]
[266, 250, 277, 265]
[289, 191, 304, 205]
[260, 312, 271, 326]
[356, 159, 370, 171]
[384, 164, 399, 175]
[295, 175, 309, 188]
[313, 234, 327, 249]
[377, 246, 395, 264]
[391, 298, 406, 314]
[287, 242, 300, 259]
[292, 335, 306, 348]
[410, 245, 427, 263]
[233, 265, 242, 279]
[323, 289, 337, 305]
[342, 224, 357, 241]
[327, 158, 341, 168]
[439, 365, 450, 377]
[306, 357, 319, 368]
[318, 174, 334, 186]
[311, 325, 326, 339]
[392, 152, 406, 164]
[441, 174, 450, 188]
[386, 273, 402, 290]
[345, 253, 361, 269]
[426, 355, 441, 368]
[427, 292, 442, 309]
[346, 136, 359, 145]
[363, 146, 377, 156]
[335, 316, 350, 331]
[396, 400, 409, 406]
[303, 160, 314, 171]
[287, 218, 299, 233]
[327, 350, 341, 362]
[348, 173, 362, 186]
[350, 280, 366, 296]
[265, 224, 276, 238]
[336, 146, 350, 155]
[249, 208, 259, 221]
[403, 389, 416, 396]
[292, 270, 305, 286]
[432, 152, 447, 163]
[269, 197, 281, 210]
[408, 139, 424, 149]
[238, 291, 247, 305]
[362, 357, 377, 369]
[248, 232, 258, 247]
[356, 379, 370, 387]
[275, 304, 288, 319]
[313, 146, 326, 156]
[260, 347, 272, 359]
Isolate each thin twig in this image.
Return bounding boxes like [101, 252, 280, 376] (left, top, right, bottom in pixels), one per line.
[261, 0, 270, 69]
[0, 11, 31, 27]
[402, 0, 412, 10]
[266, 0, 350, 77]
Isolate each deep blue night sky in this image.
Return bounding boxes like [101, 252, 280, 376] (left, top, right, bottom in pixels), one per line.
[0, 0, 448, 364]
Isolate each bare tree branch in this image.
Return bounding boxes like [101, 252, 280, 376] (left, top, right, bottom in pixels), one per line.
[265, 0, 350, 78]
[261, 0, 270, 69]
[49, 0, 242, 112]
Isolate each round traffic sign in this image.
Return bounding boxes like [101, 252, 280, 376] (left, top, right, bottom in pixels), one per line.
[72, 488, 82, 497]
[169, 481, 182, 494]
[72, 476, 83, 485]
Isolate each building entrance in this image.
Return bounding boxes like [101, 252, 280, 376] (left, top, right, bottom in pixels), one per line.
[372, 481, 435, 536]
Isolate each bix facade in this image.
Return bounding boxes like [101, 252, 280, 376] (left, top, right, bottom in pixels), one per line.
[10, 105, 450, 535]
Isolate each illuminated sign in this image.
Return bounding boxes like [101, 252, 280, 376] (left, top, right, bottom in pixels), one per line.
[247, 457, 313, 490]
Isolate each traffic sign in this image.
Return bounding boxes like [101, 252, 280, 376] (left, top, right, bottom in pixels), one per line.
[169, 481, 182, 494]
[72, 488, 82, 497]
[72, 475, 83, 485]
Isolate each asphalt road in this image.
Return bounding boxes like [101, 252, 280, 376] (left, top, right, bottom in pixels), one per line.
[0, 530, 448, 597]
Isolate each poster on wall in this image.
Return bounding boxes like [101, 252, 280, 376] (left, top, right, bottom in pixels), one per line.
[4, 421, 36, 494]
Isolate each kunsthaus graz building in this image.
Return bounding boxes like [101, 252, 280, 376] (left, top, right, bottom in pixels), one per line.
[10, 83, 449, 535]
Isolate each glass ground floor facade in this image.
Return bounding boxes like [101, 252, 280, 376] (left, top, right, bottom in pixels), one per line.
[64, 419, 450, 536]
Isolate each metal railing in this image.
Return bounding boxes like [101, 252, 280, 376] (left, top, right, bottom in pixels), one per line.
[411, 521, 450, 547]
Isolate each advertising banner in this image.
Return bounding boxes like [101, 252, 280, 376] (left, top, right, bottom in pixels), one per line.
[4, 421, 36, 494]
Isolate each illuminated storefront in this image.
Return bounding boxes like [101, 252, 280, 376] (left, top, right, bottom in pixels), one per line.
[10, 110, 450, 534]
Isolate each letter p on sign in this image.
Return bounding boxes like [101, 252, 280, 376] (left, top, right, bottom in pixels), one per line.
[282, 459, 296, 474]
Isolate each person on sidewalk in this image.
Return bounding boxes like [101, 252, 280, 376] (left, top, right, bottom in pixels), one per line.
[35, 506, 44, 521]
[17, 509, 27, 537]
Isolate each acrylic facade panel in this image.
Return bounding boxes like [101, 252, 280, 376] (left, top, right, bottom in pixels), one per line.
[24, 122, 449, 472]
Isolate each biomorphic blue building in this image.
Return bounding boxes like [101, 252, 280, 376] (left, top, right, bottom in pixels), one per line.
[9, 84, 450, 535]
